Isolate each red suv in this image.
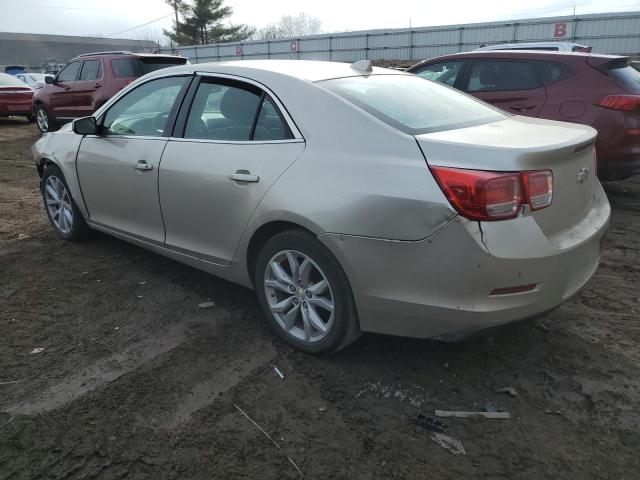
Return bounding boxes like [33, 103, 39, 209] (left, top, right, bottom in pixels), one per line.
[408, 51, 640, 180]
[33, 51, 187, 133]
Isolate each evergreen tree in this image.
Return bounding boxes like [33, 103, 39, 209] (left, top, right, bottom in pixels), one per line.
[164, 0, 254, 46]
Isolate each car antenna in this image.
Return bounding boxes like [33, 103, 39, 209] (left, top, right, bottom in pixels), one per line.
[351, 60, 373, 73]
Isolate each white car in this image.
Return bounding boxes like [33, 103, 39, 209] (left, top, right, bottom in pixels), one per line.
[475, 42, 592, 52]
[15, 73, 54, 88]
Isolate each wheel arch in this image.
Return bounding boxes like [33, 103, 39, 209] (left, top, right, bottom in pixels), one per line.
[245, 220, 316, 287]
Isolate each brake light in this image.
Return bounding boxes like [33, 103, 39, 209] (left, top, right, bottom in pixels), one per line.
[430, 166, 553, 221]
[597, 95, 640, 111]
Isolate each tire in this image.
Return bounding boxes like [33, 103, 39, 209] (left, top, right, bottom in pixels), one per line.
[255, 230, 361, 355]
[35, 104, 58, 133]
[26, 114, 35, 123]
[42, 164, 90, 241]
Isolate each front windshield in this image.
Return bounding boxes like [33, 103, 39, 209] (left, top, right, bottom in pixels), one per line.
[320, 74, 506, 134]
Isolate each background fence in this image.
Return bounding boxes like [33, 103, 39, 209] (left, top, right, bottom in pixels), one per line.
[159, 11, 640, 64]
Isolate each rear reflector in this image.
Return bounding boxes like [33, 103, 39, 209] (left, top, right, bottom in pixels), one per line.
[597, 95, 640, 111]
[430, 166, 553, 221]
[490, 284, 537, 296]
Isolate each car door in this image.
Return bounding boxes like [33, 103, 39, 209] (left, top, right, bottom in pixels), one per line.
[159, 75, 305, 264]
[412, 60, 467, 89]
[463, 59, 547, 117]
[73, 59, 104, 117]
[50, 61, 81, 118]
[76, 75, 190, 243]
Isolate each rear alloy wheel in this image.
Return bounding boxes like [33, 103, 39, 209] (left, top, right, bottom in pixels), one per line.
[42, 165, 89, 241]
[255, 230, 360, 354]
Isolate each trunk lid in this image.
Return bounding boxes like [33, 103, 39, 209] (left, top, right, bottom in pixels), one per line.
[0, 85, 34, 102]
[416, 116, 598, 236]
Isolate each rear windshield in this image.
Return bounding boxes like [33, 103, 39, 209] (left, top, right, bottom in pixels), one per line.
[0, 73, 27, 87]
[607, 65, 640, 94]
[321, 74, 506, 135]
[111, 57, 187, 78]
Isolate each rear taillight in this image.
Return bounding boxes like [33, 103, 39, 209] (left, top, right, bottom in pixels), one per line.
[522, 171, 553, 210]
[597, 95, 640, 111]
[430, 166, 553, 221]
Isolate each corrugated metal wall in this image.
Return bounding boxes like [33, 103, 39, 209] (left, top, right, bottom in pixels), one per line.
[160, 11, 640, 63]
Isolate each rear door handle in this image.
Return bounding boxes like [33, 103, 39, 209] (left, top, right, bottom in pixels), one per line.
[229, 170, 259, 183]
[510, 105, 535, 112]
[133, 160, 153, 171]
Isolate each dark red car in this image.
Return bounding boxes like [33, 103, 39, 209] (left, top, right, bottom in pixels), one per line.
[33, 51, 187, 133]
[0, 73, 34, 121]
[408, 51, 640, 180]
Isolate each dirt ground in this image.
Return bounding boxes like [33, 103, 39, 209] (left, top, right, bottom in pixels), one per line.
[0, 118, 639, 479]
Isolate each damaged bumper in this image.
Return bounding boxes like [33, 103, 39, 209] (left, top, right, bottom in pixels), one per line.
[319, 183, 610, 339]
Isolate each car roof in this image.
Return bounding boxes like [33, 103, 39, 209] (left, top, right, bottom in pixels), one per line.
[409, 50, 626, 69]
[475, 41, 587, 50]
[157, 59, 405, 83]
[70, 51, 186, 61]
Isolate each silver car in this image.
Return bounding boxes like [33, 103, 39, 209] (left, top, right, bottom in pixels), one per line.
[32, 60, 610, 354]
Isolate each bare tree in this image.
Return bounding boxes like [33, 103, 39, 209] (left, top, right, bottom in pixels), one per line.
[255, 13, 322, 40]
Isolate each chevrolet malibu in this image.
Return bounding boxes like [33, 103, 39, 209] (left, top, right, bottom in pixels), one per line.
[32, 60, 610, 354]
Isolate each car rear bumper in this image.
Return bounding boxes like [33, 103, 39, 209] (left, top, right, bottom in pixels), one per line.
[0, 101, 33, 116]
[320, 182, 610, 339]
[593, 110, 640, 179]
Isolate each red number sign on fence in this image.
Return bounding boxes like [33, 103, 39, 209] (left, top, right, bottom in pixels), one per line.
[290, 40, 299, 52]
[554, 22, 567, 38]
[236, 45, 243, 55]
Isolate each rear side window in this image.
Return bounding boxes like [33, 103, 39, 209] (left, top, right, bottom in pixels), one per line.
[79, 60, 102, 81]
[111, 58, 187, 78]
[111, 59, 137, 78]
[467, 60, 542, 92]
[57, 62, 81, 82]
[534, 61, 573, 86]
[184, 79, 292, 141]
[321, 74, 506, 135]
[414, 61, 463, 87]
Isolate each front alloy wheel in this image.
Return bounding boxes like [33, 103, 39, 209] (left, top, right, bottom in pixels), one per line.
[44, 175, 73, 234]
[41, 165, 89, 241]
[264, 250, 335, 343]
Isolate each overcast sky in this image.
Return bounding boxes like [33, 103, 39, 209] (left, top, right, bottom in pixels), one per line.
[0, 0, 638, 42]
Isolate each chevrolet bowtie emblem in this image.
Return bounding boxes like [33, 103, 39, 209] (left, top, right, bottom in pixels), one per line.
[577, 167, 590, 183]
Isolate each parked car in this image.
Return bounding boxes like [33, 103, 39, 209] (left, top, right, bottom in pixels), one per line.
[408, 51, 640, 180]
[32, 60, 609, 354]
[475, 42, 592, 52]
[16, 73, 54, 88]
[3, 65, 28, 75]
[33, 51, 188, 133]
[0, 73, 34, 121]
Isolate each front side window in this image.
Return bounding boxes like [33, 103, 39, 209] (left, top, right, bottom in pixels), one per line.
[321, 74, 505, 135]
[467, 60, 542, 92]
[184, 79, 292, 141]
[79, 60, 102, 81]
[103, 76, 187, 136]
[57, 62, 81, 82]
[415, 61, 464, 87]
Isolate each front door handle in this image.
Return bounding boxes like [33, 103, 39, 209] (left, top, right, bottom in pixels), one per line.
[133, 160, 153, 171]
[229, 170, 259, 183]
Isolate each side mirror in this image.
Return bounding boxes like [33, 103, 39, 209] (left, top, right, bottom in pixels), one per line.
[72, 116, 97, 135]
[45, 76, 55, 84]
